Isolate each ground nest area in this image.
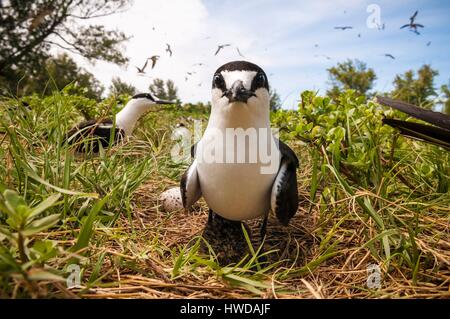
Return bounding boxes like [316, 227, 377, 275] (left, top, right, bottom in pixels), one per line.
[68, 173, 450, 299]
[1, 97, 449, 299]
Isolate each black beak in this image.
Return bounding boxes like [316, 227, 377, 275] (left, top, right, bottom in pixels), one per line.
[225, 80, 256, 103]
[155, 99, 177, 105]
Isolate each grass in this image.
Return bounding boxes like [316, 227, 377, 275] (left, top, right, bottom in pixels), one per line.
[0, 90, 449, 299]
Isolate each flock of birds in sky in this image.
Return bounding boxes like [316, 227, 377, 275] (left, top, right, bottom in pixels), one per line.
[331, 10, 428, 60]
[132, 9, 430, 89]
[134, 41, 247, 87]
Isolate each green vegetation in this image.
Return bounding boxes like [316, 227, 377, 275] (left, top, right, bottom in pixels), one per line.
[149, 78, 181, 103]
[327, 59, 377, 99]
[391, 65, 439, 108]
[0, 89, 448, 298]
[0, 0, 131, 96]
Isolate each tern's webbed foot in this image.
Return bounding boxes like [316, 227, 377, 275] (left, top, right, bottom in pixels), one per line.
[200, 210, 251, 265]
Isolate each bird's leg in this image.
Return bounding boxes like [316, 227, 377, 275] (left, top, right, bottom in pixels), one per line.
[200, 210, 251, 265]
[207, 208, 214, 226]
[256, 212, 269, 265]
[259, 212, 269, 244]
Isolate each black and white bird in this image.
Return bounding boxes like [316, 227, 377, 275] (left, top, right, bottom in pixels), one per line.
[400, 10, 424, 35]
[180, 61, 299, 263]
[377, 96, 450, 149]
[65, 93, 174, 152]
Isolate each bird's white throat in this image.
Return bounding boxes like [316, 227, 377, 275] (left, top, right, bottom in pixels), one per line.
[115, 99, 154, 136]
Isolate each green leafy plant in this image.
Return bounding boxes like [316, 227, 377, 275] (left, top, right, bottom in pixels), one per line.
[0, 188, 64, 292]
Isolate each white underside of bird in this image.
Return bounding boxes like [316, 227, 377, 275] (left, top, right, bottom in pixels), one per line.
[196, 116, 280, 220]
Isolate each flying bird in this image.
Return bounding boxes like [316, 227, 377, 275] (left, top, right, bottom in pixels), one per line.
[426, 41, 432, 46]
[166, 43, 173, 57]
[376, 96, 450, 149]
[236, 47, 245, 58]
[400, 10, 424, 35]
[148, 55, 160, 69]
[314, 54, 332, 60]
[334, 26, 353, 30]
[64, 93, 175, 153]
[384, 53, 396, 60]
[135, 59, 150, 74]
[214, 44, 231, 56]
[180, 61, 299, 264]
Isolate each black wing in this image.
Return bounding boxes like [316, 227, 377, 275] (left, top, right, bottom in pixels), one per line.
[141, 59, 149, 71]
[271, 140, 299, 226]
[376, 96, 450, 130]
[180, 144, 201, 209]
[64, 118, 124, 153]
[383, 118, 450, 149]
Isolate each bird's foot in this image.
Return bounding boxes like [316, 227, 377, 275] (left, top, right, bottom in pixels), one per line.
[200, 212, 252, 265]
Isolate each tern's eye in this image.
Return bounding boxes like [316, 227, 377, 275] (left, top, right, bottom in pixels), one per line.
[255, 73, 266, 87]
[213, 74, 225, 88]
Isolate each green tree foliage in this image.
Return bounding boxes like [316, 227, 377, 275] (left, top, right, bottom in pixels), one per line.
[439, 82, 450, 115]
[22, 53, 104, 99]
[149, 78, 180, 103]
[390, 65, 438, 108]
[0, 0, 131, 95]
[327, 59, 377, 99]
[269, 88, 282, 111]
[108, 77, 137, 97]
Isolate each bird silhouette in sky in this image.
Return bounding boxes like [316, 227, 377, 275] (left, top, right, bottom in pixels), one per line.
[148, 55, 160, 69]
[314, 54, 332, 60]
[236, 47, 245, 58]
[215, 44, 231, 55]
[166, 44, 173, 57]
[135, 59, 149, 73]
[384, 53, 396, 60]
[400, 10, 424, 35]
[334, 26, 353, 30]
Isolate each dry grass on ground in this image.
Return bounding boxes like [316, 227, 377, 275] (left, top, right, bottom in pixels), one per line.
[61, 158, 449, 299]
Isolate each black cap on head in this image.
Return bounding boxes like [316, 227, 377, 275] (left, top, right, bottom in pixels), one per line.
[132, 93, 156, 101]
[215, 60, 265, 74]
[131, 93, 175, 105]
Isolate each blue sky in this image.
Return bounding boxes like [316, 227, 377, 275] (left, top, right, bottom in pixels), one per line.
[74, 0, 450, 109]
